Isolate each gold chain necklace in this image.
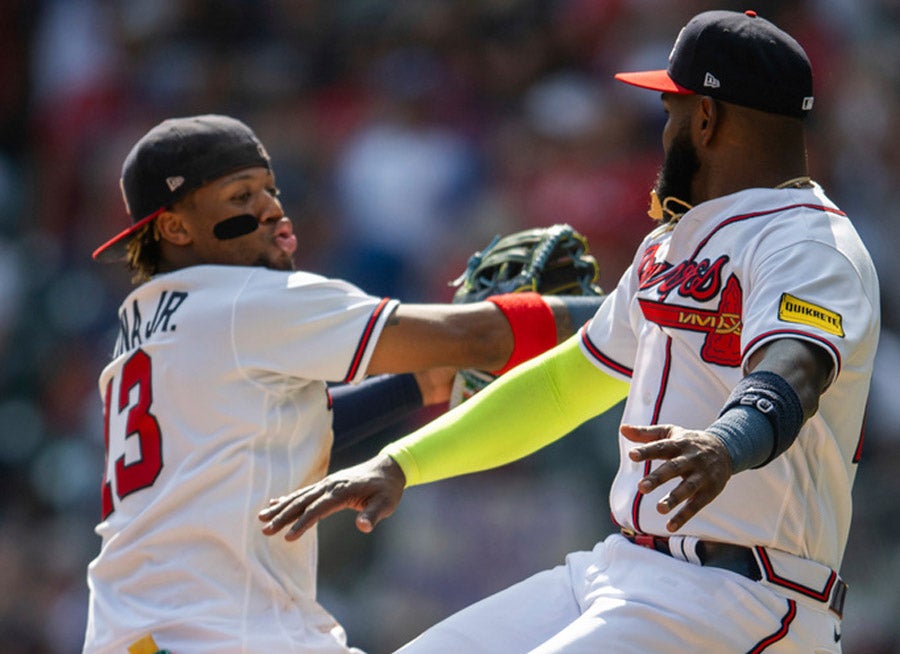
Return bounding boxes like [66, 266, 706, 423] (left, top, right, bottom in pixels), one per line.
[775, 176, 813, 189]
[651, 176, 815, 230]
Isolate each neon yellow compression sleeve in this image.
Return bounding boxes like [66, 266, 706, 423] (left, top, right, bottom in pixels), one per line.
[380, 334, 630, 487]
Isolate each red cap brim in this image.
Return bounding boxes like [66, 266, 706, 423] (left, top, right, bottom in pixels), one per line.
[614, 70, 693, 94]
[92, 208, 164, 263]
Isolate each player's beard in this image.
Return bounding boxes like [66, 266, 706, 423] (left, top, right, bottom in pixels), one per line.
[652, 125, 700, 222]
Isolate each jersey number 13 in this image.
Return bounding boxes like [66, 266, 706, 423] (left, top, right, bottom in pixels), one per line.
[100, 348, 163, 519]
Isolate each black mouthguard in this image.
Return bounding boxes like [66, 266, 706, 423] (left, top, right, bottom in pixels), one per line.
[213, 214, 259, 240]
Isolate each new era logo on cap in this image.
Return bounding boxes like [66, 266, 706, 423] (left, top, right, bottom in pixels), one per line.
[93, 114, 272, 263]
[703, 73, 721, 89]
[614, 11, 814, 119]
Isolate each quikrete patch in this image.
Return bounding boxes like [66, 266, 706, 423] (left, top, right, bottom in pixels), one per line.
[778, 293, 844, 337]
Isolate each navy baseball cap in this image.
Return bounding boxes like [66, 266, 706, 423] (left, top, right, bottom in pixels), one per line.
[93, 114, 271, 262]
[615, 10, 814, 119]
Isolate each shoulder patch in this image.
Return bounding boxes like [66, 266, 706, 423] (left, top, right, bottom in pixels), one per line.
[778, 293, 844, 337]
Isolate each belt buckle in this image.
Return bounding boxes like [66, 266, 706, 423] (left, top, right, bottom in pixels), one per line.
[620, 528, 654, 547]
[633, 534, 657, 548]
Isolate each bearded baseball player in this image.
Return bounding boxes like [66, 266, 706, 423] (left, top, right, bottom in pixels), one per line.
[83, 113, 604, 653]
[261, 10, 880, 653]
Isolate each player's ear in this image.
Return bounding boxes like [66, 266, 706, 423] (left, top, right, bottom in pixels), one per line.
[156, 210, 192, 246]
[695, 96, 719, 146]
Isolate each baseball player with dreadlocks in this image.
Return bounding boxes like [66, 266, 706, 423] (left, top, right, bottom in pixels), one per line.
[261, 11, 880, 652]
[83, 114, 605, 653]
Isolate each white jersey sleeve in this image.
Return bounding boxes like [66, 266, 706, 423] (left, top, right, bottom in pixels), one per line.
[231, 268, 398, 384]
[578, 262, 640, 382]
[740, 217, 880, 382]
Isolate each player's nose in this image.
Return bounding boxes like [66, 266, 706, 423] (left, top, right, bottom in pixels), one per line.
[259, 194, 286, 226]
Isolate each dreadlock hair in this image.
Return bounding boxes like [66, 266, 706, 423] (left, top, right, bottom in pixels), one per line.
[124, 193, 196, 284]
[125, 221, 162, 284]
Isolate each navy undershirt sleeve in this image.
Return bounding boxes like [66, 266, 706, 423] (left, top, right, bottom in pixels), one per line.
[330, 373, 423, 453]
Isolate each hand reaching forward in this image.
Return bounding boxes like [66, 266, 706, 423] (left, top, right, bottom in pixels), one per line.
[259, 454, 406, 541]
[620, 424, 734, 532]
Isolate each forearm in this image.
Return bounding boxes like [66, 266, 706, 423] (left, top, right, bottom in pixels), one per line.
[746, 337, 834, 418]
[366, 294, 606, 376]
[707, 338, 833, 472]
[382, 335, 629, 487]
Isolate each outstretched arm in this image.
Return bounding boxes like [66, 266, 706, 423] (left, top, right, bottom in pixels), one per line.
[365, 294, 601, 376]
[330, 291, 604, 454]
[623, 337, 834, 532]
[260, 335, 629, 540]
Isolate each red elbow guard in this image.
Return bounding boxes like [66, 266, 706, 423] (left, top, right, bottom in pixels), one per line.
[488, 292, 557, 375]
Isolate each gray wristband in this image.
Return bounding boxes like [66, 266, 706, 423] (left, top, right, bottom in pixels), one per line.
[708, 370, 805, 472]
[706, 403, 774, 473]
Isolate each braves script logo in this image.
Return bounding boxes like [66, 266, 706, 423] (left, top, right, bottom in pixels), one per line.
[637, 244, 742, 366]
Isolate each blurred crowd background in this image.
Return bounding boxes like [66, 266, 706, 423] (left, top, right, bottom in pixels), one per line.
[0, 0, 897, 652]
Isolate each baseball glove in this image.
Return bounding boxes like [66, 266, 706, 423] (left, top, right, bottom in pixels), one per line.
[448, 223, 602, 406]
[449, 223, 601, 303]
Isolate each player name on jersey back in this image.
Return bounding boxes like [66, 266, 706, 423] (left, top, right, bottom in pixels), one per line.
[114, 289, 188, 358]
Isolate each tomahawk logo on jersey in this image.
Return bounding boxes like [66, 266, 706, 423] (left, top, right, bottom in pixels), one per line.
[633, 244, 847, 370]
[636, 246, 743, 366]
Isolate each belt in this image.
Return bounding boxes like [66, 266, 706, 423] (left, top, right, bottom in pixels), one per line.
[620, 530, 846, 619]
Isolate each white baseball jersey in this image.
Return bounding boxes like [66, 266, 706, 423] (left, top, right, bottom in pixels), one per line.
[83, 264, 397, 654]
[580, 183, 880, 571]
